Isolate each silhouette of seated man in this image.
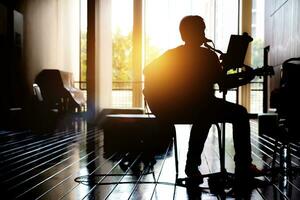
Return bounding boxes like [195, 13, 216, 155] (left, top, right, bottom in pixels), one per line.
[143, 15, 262, 192]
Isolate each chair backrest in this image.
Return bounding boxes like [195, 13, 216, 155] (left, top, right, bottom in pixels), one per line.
[34, 69, 82, 112]
[280, 57, 300, 140]
[34, 70, 65, 103]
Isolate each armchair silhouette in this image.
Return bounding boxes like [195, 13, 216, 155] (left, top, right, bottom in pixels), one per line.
[270, 57, 300, 178]
[34, 69, 84, 113]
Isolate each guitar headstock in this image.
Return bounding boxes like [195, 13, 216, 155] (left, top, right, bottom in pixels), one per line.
[254, 65, 275, 77]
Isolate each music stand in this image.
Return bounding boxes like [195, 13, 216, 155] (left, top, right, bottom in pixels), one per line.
[222, 32, 253, 71]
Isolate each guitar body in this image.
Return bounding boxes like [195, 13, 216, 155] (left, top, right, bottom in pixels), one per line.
[143, 53, 190, 121]
[143, 46, 221, 121]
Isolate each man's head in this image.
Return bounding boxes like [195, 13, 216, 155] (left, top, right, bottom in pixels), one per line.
[179, 15, 206, 45]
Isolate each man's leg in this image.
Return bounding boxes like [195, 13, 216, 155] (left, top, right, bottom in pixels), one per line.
[208, 98, 252, 166]
[185, 122, 211, 177]
[230, 105, 252, 170]
[210, 98, 254, 195]
[184, 98, 252, 178]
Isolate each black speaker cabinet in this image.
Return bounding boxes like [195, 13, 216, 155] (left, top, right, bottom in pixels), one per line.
[103, 114, 175, 156]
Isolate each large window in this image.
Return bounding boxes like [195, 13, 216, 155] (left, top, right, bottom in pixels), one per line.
[90, 0, 265, 109]
[109, 0, 240, 108]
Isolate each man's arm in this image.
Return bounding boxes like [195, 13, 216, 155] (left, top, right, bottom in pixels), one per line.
[218, 65, 255, 91]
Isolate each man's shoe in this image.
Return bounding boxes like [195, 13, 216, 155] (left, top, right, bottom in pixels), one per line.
[249, 164, 266, 177]
[236, 164, 266, 177]
[230, 174, 256, 199]
[185, 164, 203, 184]
[227, 186, 252, 199]
[230, 177, 269, 199]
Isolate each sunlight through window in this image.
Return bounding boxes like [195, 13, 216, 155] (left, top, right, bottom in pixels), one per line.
[111, 0, 134, 108]
[111, 0, 242, 108]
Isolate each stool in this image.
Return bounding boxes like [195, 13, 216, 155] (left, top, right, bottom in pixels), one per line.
[175, 122, 234, 194]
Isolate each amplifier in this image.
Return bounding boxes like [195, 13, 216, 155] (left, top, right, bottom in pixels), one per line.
[103, 114, 175, 156]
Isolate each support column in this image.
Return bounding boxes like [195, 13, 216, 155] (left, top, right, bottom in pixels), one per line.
[239, 0, 252, 111]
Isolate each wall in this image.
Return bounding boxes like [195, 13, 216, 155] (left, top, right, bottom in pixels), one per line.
[0, 2, 28, 108]
[19, 0, 80, 88]
[265, 0, 300, 67]
[265, 0, 300, 106]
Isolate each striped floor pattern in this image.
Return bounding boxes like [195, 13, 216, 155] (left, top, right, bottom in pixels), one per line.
[1, 118, 299, 199]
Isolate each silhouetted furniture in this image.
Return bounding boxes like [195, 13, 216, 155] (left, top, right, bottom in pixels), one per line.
[34, 69, 86, 113]
[103, 114, 174, 156]
[31, 83, 60, 132]
[258, 113, 278, 136]
[270, 58, 300, 177]
[6, 107, 24, 130]
[0, 5, 28, 130]
[32, 83, 59, 113]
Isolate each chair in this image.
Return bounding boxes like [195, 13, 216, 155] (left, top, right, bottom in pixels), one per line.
[270, 57, 300, 178]
[173, 121, 235, 194]
[35, 69, 85, 113]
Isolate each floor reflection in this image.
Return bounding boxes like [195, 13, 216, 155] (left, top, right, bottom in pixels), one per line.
[1, 119, 300, 199]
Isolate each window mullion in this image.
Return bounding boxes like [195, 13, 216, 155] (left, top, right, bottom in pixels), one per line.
[132, 0, 143, 107]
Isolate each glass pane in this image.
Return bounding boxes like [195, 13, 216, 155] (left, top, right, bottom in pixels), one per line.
[80, 0, 87, 90]
[111, 0, 133, 108]
[144, 0, 218, 66]
[215, 0, 239, 103]
[214, 0, 239, 52]
[250, 0, 264, 113]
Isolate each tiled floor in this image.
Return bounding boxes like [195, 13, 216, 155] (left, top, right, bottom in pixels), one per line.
[1, 116, 299, 199]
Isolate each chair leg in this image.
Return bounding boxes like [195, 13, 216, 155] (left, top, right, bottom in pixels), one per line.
[286, 144, 292, 176]
[173, 131, 179, 177]
[272, 140, 279, 167]
[270, 139, 300, 182]
[279, 144, 291, 176]
[205, 123, 235, 193]
[271, 139, 279, 177]
[216, 123, 225, 173]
